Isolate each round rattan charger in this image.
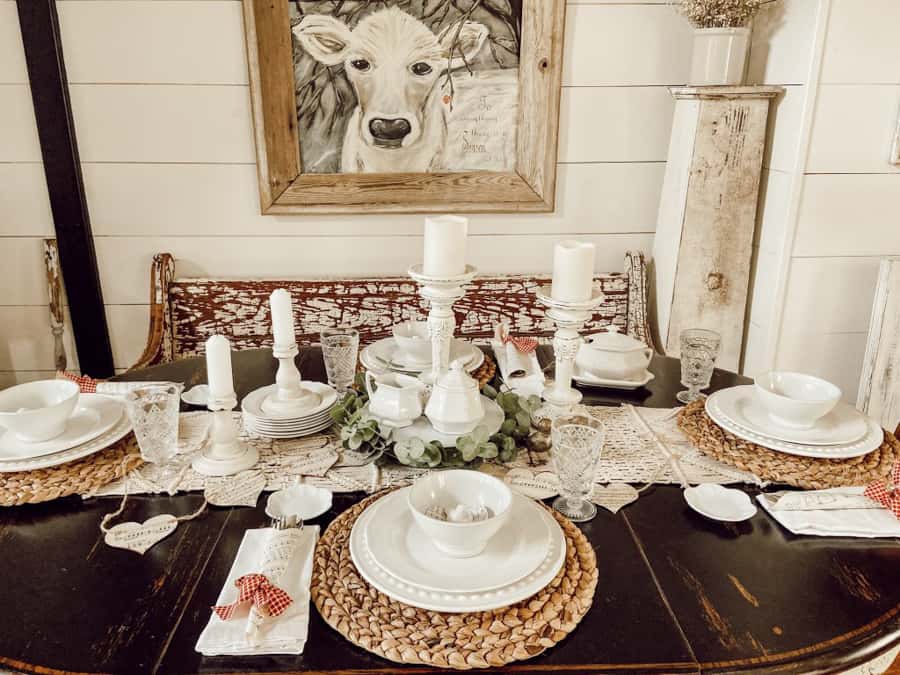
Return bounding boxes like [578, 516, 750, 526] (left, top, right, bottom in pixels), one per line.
[678, 400, 900, 489]
[311, 489, 598, 670]
[0, 434, 143, 507]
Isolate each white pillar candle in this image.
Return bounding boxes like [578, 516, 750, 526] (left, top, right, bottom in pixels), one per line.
[205, 334, 235, 401]
[423, 215, 468, 277]
[269, 289, 295, 347]
[550, 240, 596, 303]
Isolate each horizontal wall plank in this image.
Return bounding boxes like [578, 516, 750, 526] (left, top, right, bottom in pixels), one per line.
[821, 0, 900, 84]
[0, 238, 53, 306]
[83, 161, 664, 236]
[0, 1, 27, 84]
[106, 304, 149, 370]
[57, 1, 248, 84]
[0, 307, 76, 371]
[0, 84, 42, 162]
[0, 371, 58, 390]
[747, 0, 819, 87]
[69, 84, 255, 163]
[93, 233, 654, 305]
[794, 174, 900, 257]
[776, 328, 868, 403]
[559, 86, 675, 162]
[0, 163, 54, 236]
[807, 84, 900, 173]
[563, 4, 692, 86]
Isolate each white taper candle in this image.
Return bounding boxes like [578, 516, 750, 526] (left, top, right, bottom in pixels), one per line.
[423, 215, 468, 276]
[550, 240, 596, 303]
[269, 289, 295, 347]
[205, 334, 234, 401]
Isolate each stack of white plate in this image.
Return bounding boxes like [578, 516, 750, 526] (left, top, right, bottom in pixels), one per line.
[349, 487, 566, 612]
[241, 382, 338, 439]
[360, 337, 484, 375]
[705, 385, 882, 459]
[0, 394, 132, 472]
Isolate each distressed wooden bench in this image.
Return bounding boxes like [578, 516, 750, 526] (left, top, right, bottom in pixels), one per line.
[130, 251, 653, 370]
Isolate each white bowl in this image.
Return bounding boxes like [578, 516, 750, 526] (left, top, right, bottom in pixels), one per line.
[392, 321, 431, 364]
[753, 371, 841, 430]
[0, 380, 80, 442]
[408, 470, 512, 558]
[266, 484, 332, 521]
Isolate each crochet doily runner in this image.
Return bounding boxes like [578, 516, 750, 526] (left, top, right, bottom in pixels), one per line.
[678, 400, 900, 490]
[0, 434, 143, 507]
[310, 489, 597, 670]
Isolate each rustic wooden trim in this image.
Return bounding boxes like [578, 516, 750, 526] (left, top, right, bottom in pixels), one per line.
[17, 0, 114, 378]
[242, 0, 565, 215]
[42, 239, 67, 372]
[131, 253, 176, 371]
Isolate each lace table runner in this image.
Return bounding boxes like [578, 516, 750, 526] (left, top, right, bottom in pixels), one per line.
[87, 405, 762, 499]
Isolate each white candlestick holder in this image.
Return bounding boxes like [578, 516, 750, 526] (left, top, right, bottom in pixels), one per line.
[192, 392, 259, 476]
[535, 286, 605, 408]
[260, 343, 318, 416]
[408, 264, 477, 382]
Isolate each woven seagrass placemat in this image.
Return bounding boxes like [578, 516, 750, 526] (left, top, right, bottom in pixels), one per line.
[678, 400, 900, 489]
[311, 489, 598, 670]
[0, 434, 143, 507]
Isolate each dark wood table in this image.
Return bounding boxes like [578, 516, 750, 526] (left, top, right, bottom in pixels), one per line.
[1, 348, 899, 675]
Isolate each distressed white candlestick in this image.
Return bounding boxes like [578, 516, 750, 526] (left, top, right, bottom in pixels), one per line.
[550, 240, 596, 303]
[261, 343, 318, 416]
[269, 289, 296, 348]
[423, 215, 468, 277]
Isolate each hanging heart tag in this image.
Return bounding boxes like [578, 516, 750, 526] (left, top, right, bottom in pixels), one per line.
[504, 468, 560, 500]
[205, 470, 266, 507]
[289, 447, 339, 477]
[104, 514, 178, 554]
[592, 483, 639, 514]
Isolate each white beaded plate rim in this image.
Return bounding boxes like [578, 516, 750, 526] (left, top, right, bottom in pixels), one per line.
[363, 488, 553, 594]
[705, 393, 882, 460]
[0, 406, 133, 472]
[242, 408, 336, 428]
[349, 491, 566, 613]
[241, 382, 338, 420]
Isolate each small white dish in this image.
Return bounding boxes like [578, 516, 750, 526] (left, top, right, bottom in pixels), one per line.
[408, 470, 512, 558]
[266, 484, 332, 521]
[367, 396, 503, 449]
[0, 379, 80, 442]
[684, 484, 757, 522]
[573, 367, 655, 390]
[242, 382, 337, 421]
[754, 371, 841, 430]
[392, 320, 431, 364]
[360, 337, 483, 375]
[181, 384, 209, 407]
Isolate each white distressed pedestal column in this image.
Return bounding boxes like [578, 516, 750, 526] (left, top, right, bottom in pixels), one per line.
[652, 86, 782, 371]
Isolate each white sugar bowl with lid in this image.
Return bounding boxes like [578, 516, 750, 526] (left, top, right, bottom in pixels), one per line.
[575, 326, 653, 381]
[424, 360, 484, 435]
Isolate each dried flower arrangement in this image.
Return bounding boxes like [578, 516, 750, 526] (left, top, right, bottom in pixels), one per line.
[675, 0, 763, 28]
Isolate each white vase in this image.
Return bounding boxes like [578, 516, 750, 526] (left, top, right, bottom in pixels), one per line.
[689, 27, 750, 86]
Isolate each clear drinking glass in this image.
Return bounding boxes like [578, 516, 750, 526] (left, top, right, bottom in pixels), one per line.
[123, 384, 184, 482]
[320, 328, 360, 392]
[550, 413, 605, 523]
[677, 329, 722, 404]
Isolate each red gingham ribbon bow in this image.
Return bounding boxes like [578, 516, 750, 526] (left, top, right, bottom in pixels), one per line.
[58, 370, 98, 393]
[212, 573, 293, 621]
[501, 332, 538, 355]
[864, 461, 900, 519]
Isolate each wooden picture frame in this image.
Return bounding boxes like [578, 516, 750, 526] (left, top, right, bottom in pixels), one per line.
[241, 0, 566, 215]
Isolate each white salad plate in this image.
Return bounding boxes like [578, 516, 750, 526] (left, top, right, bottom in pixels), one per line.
[711, 386, 868, 445]
[0, 401, 133, 472]
[241, 382, 338, 420]
[366, 396, 503, 448]
[684, 484, 757, 522]
[361, 337, 484, 375]
[706, 392, 882, 459]
[572, 367, 655, 390]
[364, 489, 552, 594]
[350, 487, 566, 612]
[0, 394, 124, 460]
[242, 415, 333, 439]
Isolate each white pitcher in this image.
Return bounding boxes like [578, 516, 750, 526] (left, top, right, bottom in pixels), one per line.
[365, 371, 426, 428]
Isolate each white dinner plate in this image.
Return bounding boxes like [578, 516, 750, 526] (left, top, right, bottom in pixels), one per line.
[360, 338, 484, 375]
[573, 367, 655, 390]
[713, 386, 868, 445]
[0, 394, 124, 460]
[243, 417, 332, 439]
[364, 489, 552, 594]
[350, 487, 566, 613]
[706, 392, 883, 459]
[242, 409, 334, 427]
[242, 383, 338, 420]
[0, 404, 133, 472]
[366, 396, 503, 448]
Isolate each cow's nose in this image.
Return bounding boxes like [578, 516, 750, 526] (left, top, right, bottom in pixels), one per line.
[369, 117, 412, 142]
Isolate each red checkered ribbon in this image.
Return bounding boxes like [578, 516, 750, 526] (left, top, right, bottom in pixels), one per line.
[58, 371, 98, 393]
[212, 573, 293, 621]
[501, 332, 538, 355]
[864, 461, 900, 519]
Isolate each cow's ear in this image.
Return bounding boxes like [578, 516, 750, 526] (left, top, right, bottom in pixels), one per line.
[438, 21, 489, 68]
[293, 15, 353, 66]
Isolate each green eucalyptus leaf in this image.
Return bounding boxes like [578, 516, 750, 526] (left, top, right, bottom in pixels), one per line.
[459, 440, 480, 462]
[515, 410, 532, 428]
[482, 383, 499, 399]
[500, 418, 516, 435]
[497, 393, 519, 414]
[478, 441, 498, 459]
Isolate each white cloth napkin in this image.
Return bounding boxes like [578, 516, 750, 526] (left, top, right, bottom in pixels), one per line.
[95, 381, 175, 397]
[196, 525, 319, 656]
[490, 339, 544, 397]
[757, 488, 900, 538]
